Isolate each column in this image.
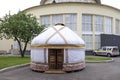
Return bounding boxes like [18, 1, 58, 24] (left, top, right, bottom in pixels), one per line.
[65, 49, 68, 64]
[112, 18, 115, 34]
[44, 48, 46, 64]
[77, 12, 82, 37]
[92, 15, 95, 50]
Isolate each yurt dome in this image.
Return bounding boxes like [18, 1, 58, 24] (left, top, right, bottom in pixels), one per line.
[31, 24, 85, 48]
[31, 24, 85, 73]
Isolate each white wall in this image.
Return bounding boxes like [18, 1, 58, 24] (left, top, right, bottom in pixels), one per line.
[68, 49, 85, 63]
[31, 48, 44, 63]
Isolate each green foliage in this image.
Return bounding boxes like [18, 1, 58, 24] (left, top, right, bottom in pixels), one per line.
[0, 56, 30, 69]
[0, 11, 44, 57]
[0, 11, 44, 41]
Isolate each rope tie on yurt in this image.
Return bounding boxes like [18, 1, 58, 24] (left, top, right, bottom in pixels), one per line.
[52, 26, 68, 44]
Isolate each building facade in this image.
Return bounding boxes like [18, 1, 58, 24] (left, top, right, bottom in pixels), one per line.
[24, 0, 120, 50]
[0, 0, 120, 52]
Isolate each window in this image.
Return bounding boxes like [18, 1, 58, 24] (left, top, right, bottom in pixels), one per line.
[65, 14, 77, 31]
[52, 15, 63, 26]
[113, 48, 119, 51]
[103, 48, 106, 50]
[105, 17, 112, 33]
[115, 19, 120, 34]
[82, 34, 93, 49]
[40, 16, 50, 28]
[95, 16, 104, 32]
[82, 14, 93, 32]
[95, 35, 101, 49]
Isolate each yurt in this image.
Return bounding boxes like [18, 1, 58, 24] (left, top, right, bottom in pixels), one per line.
[31, 24, 85, 73]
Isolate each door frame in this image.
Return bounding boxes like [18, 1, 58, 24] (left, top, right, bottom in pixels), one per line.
[48, 49, 64, 70]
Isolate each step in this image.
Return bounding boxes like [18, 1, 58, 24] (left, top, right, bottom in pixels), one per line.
[45, 70, 65, 74]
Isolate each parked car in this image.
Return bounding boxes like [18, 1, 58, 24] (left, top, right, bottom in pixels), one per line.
[93, 46, 120, 57]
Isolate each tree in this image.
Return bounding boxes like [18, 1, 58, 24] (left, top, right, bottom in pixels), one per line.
[0, 11, 44, 57]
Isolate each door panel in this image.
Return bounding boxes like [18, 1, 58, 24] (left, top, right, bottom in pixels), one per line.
[49, 50, 56, 69]
[57, 49, 63, 69]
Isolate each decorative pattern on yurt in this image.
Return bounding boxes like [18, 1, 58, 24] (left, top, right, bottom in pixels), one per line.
[31, 24, 85, 73]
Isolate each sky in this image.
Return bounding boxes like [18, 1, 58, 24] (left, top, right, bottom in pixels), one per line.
[0, 0, 120, 18]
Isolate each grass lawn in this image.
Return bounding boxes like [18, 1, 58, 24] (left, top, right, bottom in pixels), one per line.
[0, 56, 30, 69]
[0, 56, 112, 69]
[85, 56, 112, 62]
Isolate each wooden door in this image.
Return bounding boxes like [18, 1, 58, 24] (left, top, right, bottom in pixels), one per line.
[49, 49, 63, 70]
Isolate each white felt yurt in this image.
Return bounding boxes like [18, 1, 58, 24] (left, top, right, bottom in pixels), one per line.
[31, 24, 85, 72]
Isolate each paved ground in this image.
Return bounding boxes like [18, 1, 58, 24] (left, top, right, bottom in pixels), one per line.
[1, 57, 120, 80]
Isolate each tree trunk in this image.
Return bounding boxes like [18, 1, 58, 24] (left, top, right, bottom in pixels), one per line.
[15, 37, 29, 57]
[22, 41, 28, 58]
[17, 41, 24, 57]
[21, 52, 24, 58]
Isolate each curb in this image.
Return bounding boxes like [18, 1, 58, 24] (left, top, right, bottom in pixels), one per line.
[86, 58, 114, 63]
[0, 58, 114, 73]
[0, 63, 30, 73]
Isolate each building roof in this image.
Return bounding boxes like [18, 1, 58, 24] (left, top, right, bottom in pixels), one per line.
[31, 24, 85, 48]
[40, 0, 101, 5]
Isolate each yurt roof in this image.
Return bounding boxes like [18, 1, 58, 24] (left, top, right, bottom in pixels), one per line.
[31, 24, 85, 48]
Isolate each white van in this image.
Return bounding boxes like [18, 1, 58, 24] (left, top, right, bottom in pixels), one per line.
[93, 46, 120, 57]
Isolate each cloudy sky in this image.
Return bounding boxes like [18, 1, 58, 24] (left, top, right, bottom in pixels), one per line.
[0, 0, 120, 18]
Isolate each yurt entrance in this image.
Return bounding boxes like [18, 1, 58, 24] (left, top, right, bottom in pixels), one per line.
[48, 49, 64, 70]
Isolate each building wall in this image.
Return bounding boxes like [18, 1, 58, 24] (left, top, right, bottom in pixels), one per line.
[0, 38, 31, 53]
[24, 2, 120, 50]
[101, 34, 120, 49]
[0, 38, 14, 52]
[25, 3, 120, 18]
